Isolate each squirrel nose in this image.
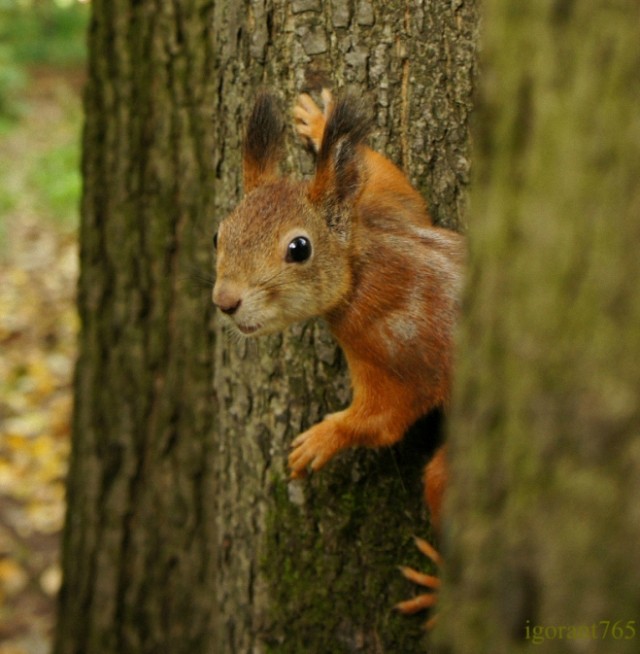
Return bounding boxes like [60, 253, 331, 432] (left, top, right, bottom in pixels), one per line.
[213, 285, 243, 315]
[218, 298, 242, 315]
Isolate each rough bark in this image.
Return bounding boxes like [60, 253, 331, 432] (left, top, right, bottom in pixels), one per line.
[55, 3, 220, 652]
[55, 1, 477, 653]
[437, 2, 640, 653]
[212, 2, 476, 652]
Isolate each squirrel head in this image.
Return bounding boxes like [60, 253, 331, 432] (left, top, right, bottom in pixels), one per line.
[213, 92, 369, 337]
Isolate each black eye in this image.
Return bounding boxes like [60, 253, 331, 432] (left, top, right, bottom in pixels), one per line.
[213, 231, 218, 249]
[286, 236, 312, 263]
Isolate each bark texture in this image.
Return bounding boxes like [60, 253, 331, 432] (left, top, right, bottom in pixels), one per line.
[211, 3, 476, 652]
[437, 2, 640, 653]
[55, 1, 477, 653]
[55, 2, 220, 653]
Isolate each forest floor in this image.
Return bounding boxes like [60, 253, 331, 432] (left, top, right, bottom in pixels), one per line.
[0, 68, 82, 654]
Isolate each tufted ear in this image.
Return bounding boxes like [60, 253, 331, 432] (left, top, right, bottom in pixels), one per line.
[243, 92, 285, 194]
[308, 94, 370, 212]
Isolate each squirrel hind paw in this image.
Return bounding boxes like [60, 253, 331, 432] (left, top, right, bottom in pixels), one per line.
[413, 536, 443, 567]
[293, 92, 331, 152]
[396, 537, 442, 629]
[395, 584, 439, 630]
[395, 592, 438, 615]
[398, 566, 441, 590]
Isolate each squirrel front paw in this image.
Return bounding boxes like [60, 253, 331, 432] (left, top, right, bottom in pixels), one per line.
[293, 89, 333, 153]
[288, 416, 345, 479]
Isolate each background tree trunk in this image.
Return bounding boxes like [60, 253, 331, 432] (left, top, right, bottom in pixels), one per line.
[437, 2, 640, 653]
[55, 2, 220, 652]
[55, 1, 476, 653]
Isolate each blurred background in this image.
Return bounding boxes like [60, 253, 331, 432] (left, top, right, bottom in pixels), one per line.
[0, 1, 89, 652]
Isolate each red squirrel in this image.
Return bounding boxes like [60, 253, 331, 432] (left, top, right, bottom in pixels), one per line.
[213, 89, 464, 622]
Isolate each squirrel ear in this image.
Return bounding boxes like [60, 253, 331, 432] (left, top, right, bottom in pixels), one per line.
[243, 92, 284, 194]
[309, 94, 370, 209]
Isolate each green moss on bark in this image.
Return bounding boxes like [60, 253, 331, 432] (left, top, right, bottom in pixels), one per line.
[261, 429, 441, 653]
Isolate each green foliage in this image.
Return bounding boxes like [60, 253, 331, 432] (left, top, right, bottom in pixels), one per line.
[0, 80, 82, 256]
[29, 137, 82, 226]
[0, 0, 89, 121]
[0, 0, 85, 252]
[0, 45, 26, 126]
[0, 0, 89, 67]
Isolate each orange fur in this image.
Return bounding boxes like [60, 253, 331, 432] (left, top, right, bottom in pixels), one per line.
[215, 90, 462, 548]
[243, 158, 279, 194]
[424, 445, 448, 532]
[291, 161, 461, 475]
[297, 92, 429, 227]
[290, 92, 459, 626]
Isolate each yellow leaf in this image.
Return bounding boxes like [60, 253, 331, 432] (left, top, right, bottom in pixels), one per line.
[0, 558, 28, 596]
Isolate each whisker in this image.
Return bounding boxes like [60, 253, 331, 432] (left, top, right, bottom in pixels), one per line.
[260, 280, 296, 292]
[255, 277, 303, 295]
[258, 267, 289, 287]
[219, 319, 262, 357]
[222, 321, 245, 345]
[184, 265, 216, 287]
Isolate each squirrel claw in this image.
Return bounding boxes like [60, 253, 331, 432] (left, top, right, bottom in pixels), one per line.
[413, 536, 443, 566]
[288, 419, 343, 478]
[295, 92, 322, 116]
[320, 88, 334, 113]
[397, 537, 442, 629]
[395, 592, 438, 614]
[293, 90, 333, 152]
[289, 467, 307, 480]
[398, 565, 441, 590]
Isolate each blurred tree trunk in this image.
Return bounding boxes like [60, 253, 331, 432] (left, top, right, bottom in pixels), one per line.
[54, 1, 476, 653]
[437, 2, 640, 653]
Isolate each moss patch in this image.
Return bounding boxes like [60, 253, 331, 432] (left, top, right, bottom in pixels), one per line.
[262, 418, 442, 653]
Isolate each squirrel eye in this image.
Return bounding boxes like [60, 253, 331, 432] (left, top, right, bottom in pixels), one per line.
[286, 236, 312, 263]
[213, 231, 218, 249]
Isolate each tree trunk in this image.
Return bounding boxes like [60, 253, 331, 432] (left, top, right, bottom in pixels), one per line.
[437, 2, 640, 653]
[55, 1, 476, 653]
[55, 2, 220, 652]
